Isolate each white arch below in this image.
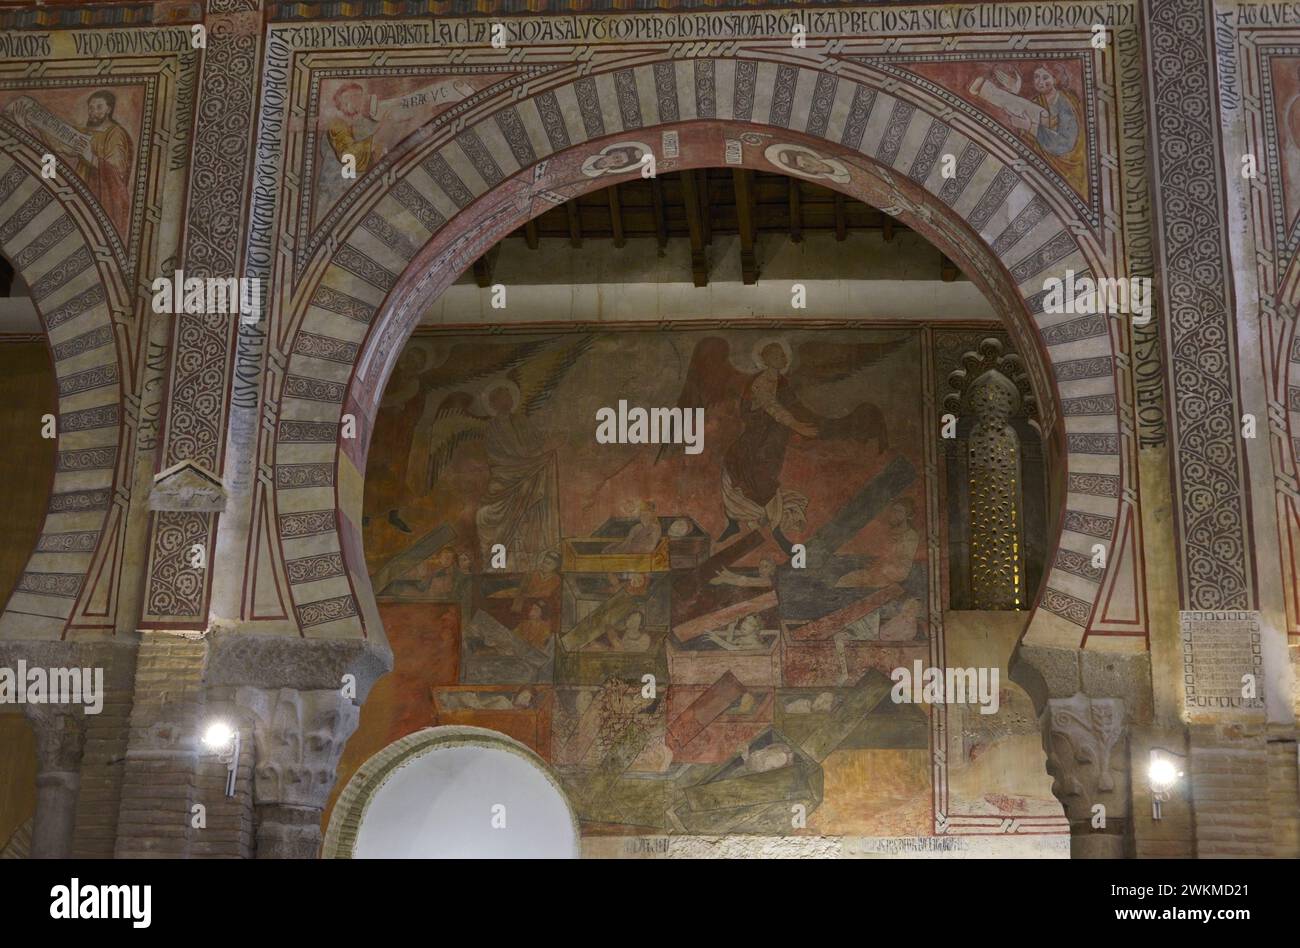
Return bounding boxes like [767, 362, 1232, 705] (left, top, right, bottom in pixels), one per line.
[324, 726, 579, 859]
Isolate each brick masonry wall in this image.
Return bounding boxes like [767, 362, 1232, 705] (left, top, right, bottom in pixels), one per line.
[110, 632, 253, 858]
[70, 642, 136, 858]
[1188, 725, 1272, 859]
[114, 632, 206, 857]
[1130, 728, 1194, 859]
[1267, 733, 1300, 858]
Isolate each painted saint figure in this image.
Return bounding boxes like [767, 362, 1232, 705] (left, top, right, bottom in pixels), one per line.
[718, 341, 816, 551]
[474, 381, 561, 572]
[14, 90, 135, 238]
[324, 82, 382, 176]
[1022, 65, 1086, 196]
[659, 335, 898, 555]
[970, 64, 1087, 198]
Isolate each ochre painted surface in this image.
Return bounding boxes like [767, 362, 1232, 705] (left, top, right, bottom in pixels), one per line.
[0, 342, 56, 612]
[330, 325, 1059, 838]
[0, 715, 36, 852]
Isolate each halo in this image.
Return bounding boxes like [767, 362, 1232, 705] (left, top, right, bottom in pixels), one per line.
[763, 143, 850, 183]
[477, 378, 521, 416]
[400, 341, 437, 371]
[752, 336, 794, 370]
[581, 141, 651, 178]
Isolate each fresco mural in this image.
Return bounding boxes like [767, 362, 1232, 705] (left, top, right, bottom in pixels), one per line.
[903, 57, 1092, 203]
[307, 72, 507, 233]
[0, 84, 143, 241]
[346, 325, 942, 836]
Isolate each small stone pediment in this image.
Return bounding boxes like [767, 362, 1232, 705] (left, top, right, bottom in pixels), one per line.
[149, 460, 226, 512]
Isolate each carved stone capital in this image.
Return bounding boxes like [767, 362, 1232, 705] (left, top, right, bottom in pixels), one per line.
[207, 630, 391, 704]
[235, 686, 359, 812]
[23, 702, 87, 774]
[1043, 693, 1127, 821]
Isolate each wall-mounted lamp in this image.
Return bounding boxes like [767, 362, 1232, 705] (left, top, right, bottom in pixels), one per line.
[202, 720, 241, 798]
[1148, 747, 1185, 821]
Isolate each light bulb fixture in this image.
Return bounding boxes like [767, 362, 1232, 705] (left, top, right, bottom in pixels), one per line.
[1148, 747, 1185, 821]
[201, 719, 241, 798]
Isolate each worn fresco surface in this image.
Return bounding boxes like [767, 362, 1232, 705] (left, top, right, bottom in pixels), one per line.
[332, 325, 1063, 837]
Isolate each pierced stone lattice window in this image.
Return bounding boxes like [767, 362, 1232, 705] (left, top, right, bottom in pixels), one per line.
[966, 371, 1025, 608]
[944, 338, 1037, 611]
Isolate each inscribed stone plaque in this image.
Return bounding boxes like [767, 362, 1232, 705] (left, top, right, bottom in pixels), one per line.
[1179, 610, 1264, 713]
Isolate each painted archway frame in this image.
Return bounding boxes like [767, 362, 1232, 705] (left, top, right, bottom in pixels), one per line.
[269, 56, 1134, 654]
[322, 724, 581, 858]
[0, 135, 131, 642]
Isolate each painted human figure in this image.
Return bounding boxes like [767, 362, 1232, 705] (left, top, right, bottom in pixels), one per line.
[718, 341, 816, 552]
[475, 383, 560, 571]
[834, 499, 921, 588]
[324, 82, 383, 176]
[489, 549, 561, 613]
[512, 601, 553, 650]
[606, 500, 662, 554]
[44, 91, 133, 239]
[1019, 65, 1087, 197]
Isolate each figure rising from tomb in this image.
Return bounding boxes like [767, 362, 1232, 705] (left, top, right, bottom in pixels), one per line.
[658, 335, 902, 554]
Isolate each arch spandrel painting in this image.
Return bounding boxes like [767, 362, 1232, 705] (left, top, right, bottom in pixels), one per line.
[0, 84, 144, 247]
[338, 326, 1062, 838]
[1259, 51, 1300, 274]
[301, 69, 541, 263]
[897, 57, 1095, 207]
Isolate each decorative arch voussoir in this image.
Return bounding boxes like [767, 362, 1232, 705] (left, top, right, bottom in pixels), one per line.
[0, 151, 127, 641]
[274, 57, 1125, 646]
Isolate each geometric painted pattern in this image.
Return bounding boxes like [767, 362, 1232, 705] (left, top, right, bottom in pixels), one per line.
[0, 151, 124, 641]
[269, 56, 1125, 648]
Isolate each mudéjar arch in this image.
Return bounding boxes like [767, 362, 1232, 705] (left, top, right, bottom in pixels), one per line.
[9, 0, 1291, 867]
[272, 55, 1129, 656]
[0, 130, 131, 641]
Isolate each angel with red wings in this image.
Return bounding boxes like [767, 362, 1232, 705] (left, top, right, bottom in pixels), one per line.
[663, 335, 900, 554]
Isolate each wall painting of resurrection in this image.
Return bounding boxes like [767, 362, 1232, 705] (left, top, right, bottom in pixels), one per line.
[333, 325, 1059, 838]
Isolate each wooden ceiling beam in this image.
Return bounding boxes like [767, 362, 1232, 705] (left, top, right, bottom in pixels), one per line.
[608, 184, 625, 248]
[679, 170, 709, 287]
[566, 200, 582, 248]
[733, 168, 758, 284]
[697, 170, 713, 246]
[788, 177, 803, 244]
[650, 176, 669, 249]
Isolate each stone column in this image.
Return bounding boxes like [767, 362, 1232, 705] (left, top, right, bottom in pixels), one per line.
[1043, 693, 1129, 859]
[235, 686, 360, 859]
[25, 703, 86, 859]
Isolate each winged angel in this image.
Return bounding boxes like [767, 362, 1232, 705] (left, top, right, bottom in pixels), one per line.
[385, 335, 594, 570]
[660, 336, 903, 553]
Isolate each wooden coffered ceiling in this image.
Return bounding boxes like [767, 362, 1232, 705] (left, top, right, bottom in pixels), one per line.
[474, 168, 962, 289]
